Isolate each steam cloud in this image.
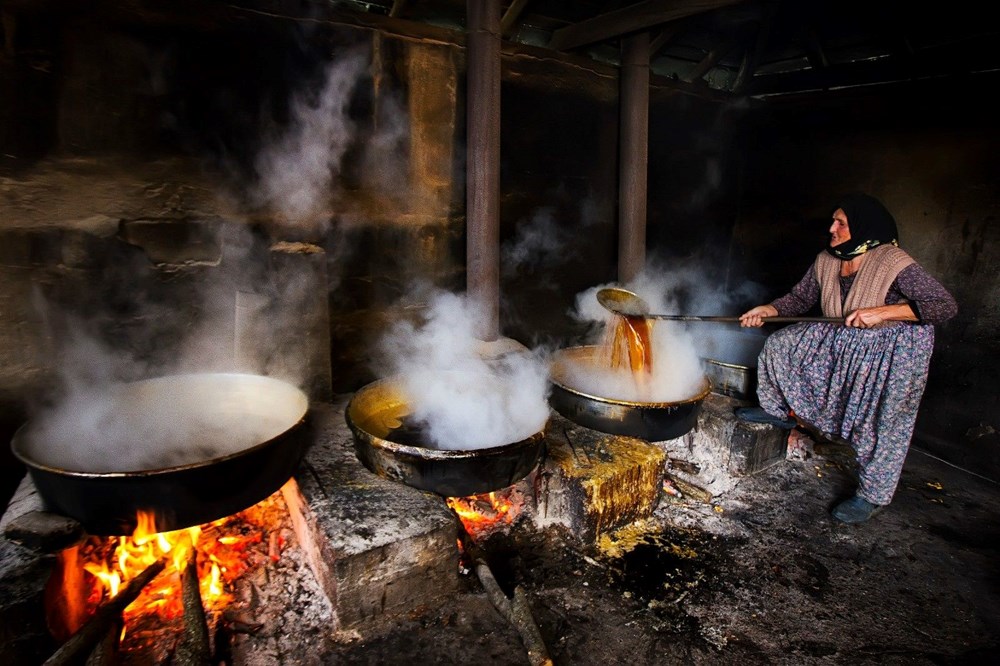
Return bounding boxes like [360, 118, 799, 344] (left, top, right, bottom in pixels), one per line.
[251, 48, 369, 231]
[567, 254, 769, 402]
[24, 221, 323, 473]
[501, 197, 601, 279]
[374, 287, 551, 450]
[21, 45, 387, 472]
[21, 374, 306, 473]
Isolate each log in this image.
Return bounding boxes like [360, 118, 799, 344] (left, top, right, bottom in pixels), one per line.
[83, 614, 123, 666]
[454, 515, 552, 666]
[172, 549, 212, 666]
[44, 556, 168, 666]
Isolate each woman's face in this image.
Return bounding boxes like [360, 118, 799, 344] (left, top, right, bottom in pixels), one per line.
[829, 209, 851, 246]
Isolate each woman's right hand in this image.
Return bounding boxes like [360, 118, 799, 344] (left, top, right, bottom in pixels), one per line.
[739, 304, 778, 328]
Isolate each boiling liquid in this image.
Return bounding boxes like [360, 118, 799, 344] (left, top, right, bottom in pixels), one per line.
[602, 314, 653, 391]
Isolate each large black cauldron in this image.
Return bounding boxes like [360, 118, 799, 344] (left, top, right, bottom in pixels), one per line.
[11, 373, 311, 536]
[549, 346, 710, 441]
[345, 374, 546, 497]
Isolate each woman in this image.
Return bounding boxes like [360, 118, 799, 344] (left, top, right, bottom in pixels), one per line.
[737, 192, 957, 524]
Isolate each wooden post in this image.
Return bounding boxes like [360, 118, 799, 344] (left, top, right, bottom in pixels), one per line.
[466, 0, 502, 341]
[618, 32, 650, 284]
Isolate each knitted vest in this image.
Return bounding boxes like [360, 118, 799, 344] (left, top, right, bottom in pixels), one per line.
[814, 244, 915, 321]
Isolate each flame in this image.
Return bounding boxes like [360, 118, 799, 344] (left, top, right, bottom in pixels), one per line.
[446, 491, 515, 537]
[70, 505, 275, 643]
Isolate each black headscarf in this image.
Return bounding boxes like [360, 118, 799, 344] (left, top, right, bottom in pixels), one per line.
[826, 192, 900, 260]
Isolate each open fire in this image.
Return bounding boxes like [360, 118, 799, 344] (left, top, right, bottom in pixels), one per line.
[45, 482, 294, 662]
[446, 491, 518, 538]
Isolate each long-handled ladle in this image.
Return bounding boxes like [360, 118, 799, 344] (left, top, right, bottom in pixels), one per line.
[596, 287, 843, 324]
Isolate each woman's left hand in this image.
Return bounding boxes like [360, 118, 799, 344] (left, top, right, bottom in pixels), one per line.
[845, 303, 918, 328]
[845, 307, 885, 328]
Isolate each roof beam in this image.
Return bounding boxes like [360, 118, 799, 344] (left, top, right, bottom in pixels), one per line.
[649, 25, 679, 56]
[500, 0, 532, 37]
[682, 39, 735, 83]
[743, 46, 1000, 98]
[732, 1, 777, 94]
[548, 0, 746, 51]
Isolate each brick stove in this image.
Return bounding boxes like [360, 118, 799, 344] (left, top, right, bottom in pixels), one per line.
[0, 392, 785, 663]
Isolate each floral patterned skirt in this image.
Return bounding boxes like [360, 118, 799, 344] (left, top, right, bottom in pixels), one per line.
[756, 322, 935, 505]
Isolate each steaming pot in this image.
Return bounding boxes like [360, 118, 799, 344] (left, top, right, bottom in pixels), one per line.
[345, 374, 546, 497]
[10, 373, 311, 536]
[548, 346, 710, 441]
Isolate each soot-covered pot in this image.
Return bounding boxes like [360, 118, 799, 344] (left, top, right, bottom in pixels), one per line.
[11, 373, 311, 535]
[548, 346, 710, 441]
[345, 373, 546, 497]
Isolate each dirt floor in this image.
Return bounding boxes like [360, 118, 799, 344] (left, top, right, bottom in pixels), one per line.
[66, 434, 999, 666]
[303, 444, 1000, 666]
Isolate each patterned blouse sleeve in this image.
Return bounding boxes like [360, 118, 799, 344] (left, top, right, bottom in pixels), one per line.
[894, 264, 958, 324]
[770, 267, 820, 316]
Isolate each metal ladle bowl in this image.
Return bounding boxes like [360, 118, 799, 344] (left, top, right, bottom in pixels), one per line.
[596, 287, 651, 317]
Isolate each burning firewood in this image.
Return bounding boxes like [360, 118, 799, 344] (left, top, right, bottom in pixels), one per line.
[454, 515, 553, 666]
[43, 555, 168, 666]
[83, 613, 123, 666]
[172, 547, 212, 666]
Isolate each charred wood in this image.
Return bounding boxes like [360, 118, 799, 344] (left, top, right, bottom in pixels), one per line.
[172, 549, 211, 666]
[454, 514, 552, 666]
[83, 613, 122, 666]
[43, 556, 167, 666]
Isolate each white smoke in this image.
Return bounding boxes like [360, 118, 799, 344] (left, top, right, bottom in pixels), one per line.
[252, 48, 369, 230]
[567, 255, 768, 402]
[501, 197, 602, 278]
[502, 206, 566, 271]
[21, 374, 306, 473]
[375, 288, 550, 450]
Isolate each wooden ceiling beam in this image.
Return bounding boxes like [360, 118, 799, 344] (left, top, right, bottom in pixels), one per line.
[732, 1, 777, 94]
[389, 1, 407, 19]
[681, 38, 736, 83]
[742, 48, 1000, 98]
[500, 0, 533, 37]
[548, 0, 746, 51]
[649, 25, 679, 57]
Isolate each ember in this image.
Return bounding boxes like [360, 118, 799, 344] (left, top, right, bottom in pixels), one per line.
[46, 483, 293, 659]
[446, 491, 517, 538]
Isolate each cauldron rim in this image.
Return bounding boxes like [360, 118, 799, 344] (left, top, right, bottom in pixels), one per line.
[345, 373, 548, 496]
[9, 372, 312, 535]
[11, 372, 309, 478]
[345, 374, 547, 459]
[550, 345, 712, 407]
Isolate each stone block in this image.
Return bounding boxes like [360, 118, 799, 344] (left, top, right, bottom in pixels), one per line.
[59, 214, 120, 268]
[3, 475, 85, 553]
[532, 413, 666, 542]
[0, 228, 61, 268]
[0, 538, 56, 665]
[656, 393, 787, 499]
[285, 402, 458, 630]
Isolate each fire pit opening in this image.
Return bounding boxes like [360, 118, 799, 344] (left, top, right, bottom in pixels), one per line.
[41, 482, 312, 664]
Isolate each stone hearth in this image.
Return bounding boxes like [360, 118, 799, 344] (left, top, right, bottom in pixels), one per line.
[0, 390, 783, 663]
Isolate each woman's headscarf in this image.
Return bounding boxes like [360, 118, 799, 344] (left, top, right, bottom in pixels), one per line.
[826, 192, 900, 260]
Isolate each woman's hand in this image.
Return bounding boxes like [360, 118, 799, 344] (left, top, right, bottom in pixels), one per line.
[739, 304, 778, 328]
[845, 303, 918, 328]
